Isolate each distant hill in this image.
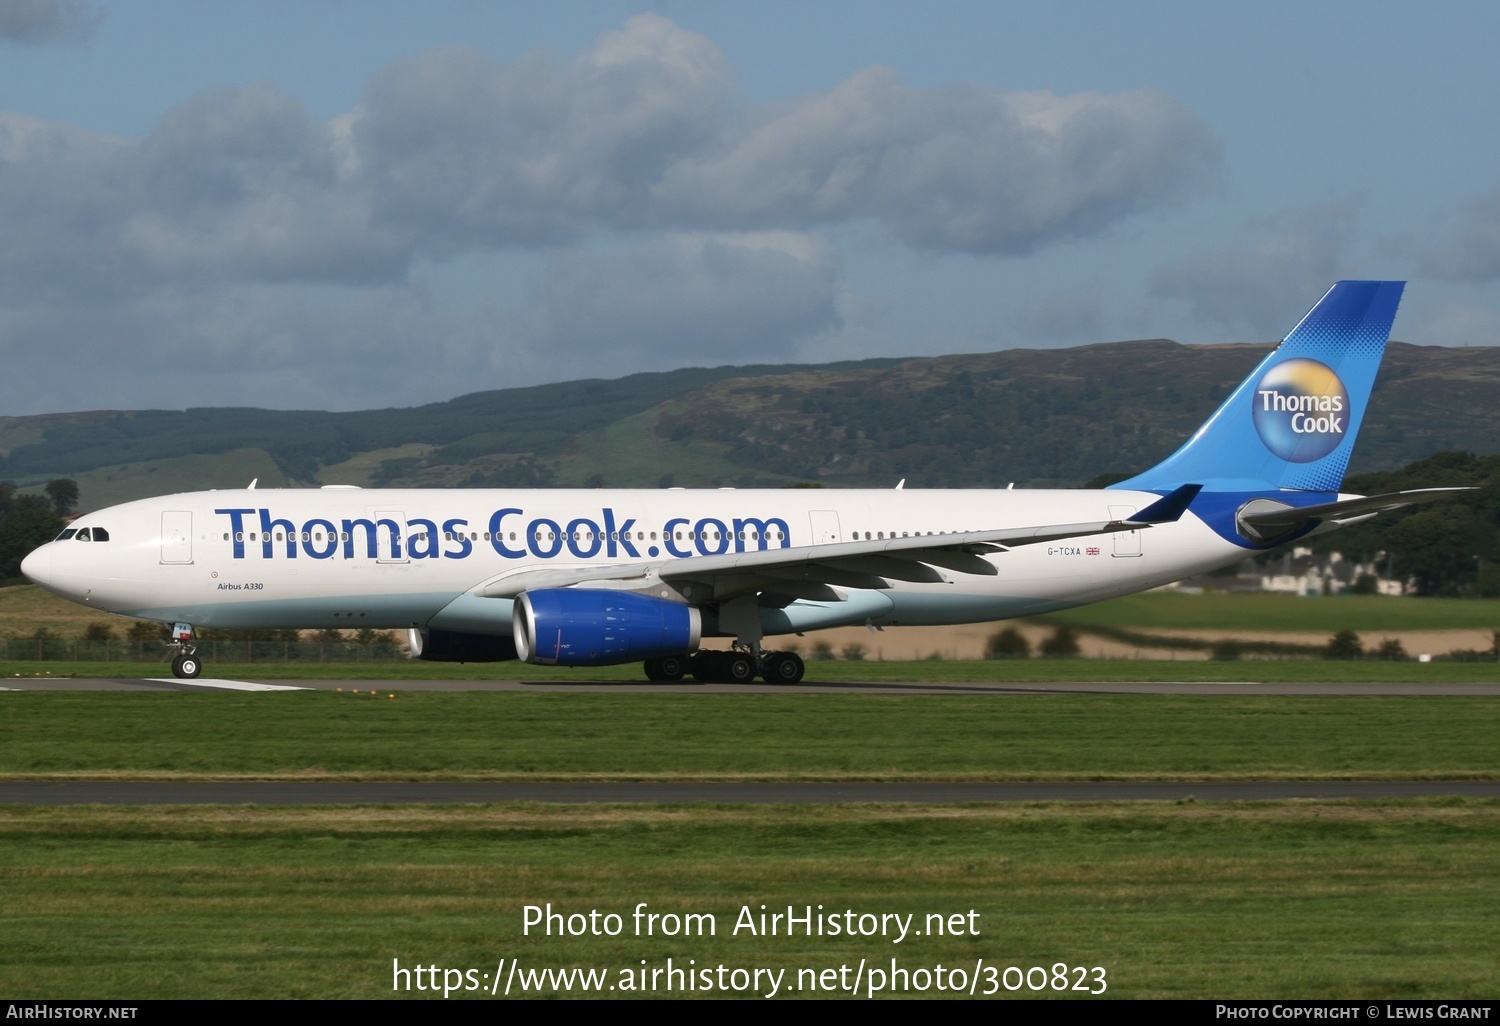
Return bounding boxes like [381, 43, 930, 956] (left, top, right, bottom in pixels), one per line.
[3, 340, 1497, 513]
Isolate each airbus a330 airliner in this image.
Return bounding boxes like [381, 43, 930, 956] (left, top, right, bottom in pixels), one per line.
[21, 281, 1462, 683]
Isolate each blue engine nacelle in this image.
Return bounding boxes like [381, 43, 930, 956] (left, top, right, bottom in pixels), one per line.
[513, 589, 701, 667]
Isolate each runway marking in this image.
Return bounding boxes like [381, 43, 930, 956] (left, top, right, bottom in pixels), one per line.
[145, 679, 310, 692]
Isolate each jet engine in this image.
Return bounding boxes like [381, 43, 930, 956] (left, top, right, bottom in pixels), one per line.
[408, 627, 518, 663]
[513, 589, 701, 666]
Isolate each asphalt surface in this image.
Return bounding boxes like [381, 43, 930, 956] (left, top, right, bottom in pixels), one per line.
[3, 779, 1498, 805]
[3, 676, 1499, 695]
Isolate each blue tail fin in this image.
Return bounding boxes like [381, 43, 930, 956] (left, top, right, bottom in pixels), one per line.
[1112, 280, 1405, 493]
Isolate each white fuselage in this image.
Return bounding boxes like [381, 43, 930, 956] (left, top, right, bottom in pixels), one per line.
[24, 486, 1244, 636]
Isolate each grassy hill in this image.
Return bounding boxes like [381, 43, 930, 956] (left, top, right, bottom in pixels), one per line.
[3, 340, 1499, 511]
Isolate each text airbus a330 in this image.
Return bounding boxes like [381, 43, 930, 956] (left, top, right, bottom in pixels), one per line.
[21, 281, 1462, 683]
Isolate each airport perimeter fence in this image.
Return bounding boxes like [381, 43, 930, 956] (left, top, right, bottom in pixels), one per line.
[0, 639, 409, 663]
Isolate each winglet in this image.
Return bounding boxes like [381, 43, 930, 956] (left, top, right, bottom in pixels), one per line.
[1129, 483, 1202, 524]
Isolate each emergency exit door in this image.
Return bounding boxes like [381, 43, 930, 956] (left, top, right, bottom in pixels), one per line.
[808, 510, 842, 545]
[160, 511, 193, 564]
[1108, 505, 1142, 557]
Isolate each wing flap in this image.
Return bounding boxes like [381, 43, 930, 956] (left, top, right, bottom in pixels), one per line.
[891, 548, 999, 576]
[823, 555, 947, 584]
[761, 564, 893, 590]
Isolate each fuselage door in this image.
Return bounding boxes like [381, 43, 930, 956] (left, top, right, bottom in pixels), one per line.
[374, 510, 409, 564]
[160, 511, 193, 564]
[809, 510, 842, 545]
[1108, 505, 1142, 557]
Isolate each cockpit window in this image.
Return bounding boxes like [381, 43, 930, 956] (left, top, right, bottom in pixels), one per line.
[91, 527, 109, 542]
[56, 528, 78, 541]
[76, 529, 92, 541]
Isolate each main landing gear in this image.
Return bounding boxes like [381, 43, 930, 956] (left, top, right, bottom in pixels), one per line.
[642, 654, 690, 681]
[168, 622, 202, 679]
[643, 650, 806, 684]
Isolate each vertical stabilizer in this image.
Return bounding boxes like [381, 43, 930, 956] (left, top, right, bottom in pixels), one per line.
[1112, 280, 1405, 493]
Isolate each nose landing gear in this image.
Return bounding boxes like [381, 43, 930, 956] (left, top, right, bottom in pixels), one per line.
[168, 622, 202, 679]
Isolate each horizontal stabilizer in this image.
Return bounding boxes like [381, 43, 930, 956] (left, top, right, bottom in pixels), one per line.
[1237, 487, 1471, 542]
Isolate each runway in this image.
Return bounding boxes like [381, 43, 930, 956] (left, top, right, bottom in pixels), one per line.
[3, 779, 1498, 805]
[3, 676, 1499, 695]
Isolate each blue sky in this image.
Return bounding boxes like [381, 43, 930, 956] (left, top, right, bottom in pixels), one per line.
[3, 0, 1499, 414]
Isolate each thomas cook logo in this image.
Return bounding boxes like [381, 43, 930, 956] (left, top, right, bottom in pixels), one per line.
[1251, 358, 1348, 463]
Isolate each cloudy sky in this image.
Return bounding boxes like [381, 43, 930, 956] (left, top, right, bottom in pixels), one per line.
[3, 0, 1500, 415]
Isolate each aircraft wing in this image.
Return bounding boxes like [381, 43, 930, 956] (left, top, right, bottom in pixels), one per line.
[1236, 487, 1471, 542]
[481, 485, 1201, 601]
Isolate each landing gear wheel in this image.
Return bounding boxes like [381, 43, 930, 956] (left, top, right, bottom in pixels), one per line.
[724, 653, 756, 683]
[643, 656, 689, 682]
[763, 652, 805, 684]
[172, 653, 202, 679]
[690, 651, 721, 683]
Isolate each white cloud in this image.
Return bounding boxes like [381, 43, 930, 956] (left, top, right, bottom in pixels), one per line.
[0, 13, 1222, 412]
[2, 13, 1220, 297]
[354, 15, 734, 248]
[0, 0, 100, 44]
[655, 71, 1220, 253]
[1147, 205, 1355, 338]
[1015, 288, 1105, 345]
[503, 232, 842, 383]
[0, 232, 845, 413]
[1405, 300, 1500, 347]
[1421, 186, 1500, 283]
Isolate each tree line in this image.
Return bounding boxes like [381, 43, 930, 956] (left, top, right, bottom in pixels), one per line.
[1301, 451, 1500, 596]
[0, 480, 76, 582]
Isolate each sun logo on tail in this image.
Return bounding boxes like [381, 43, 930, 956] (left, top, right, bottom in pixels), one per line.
[1250, 358, 1349, 463]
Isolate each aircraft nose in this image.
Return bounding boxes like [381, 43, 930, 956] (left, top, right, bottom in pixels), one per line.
[19, 545, 51, 587]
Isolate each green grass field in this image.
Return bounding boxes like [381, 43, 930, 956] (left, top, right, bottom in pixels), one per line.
[3, 689, 1497, 999]
[0, 585, 144, 637]
[5, 576, 1499, 999]
[1047, 591, 1500, 632]
[4, 656, 1498, 682]
[3, 691, 1497, 780]
[1, 801, 1496, 999]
